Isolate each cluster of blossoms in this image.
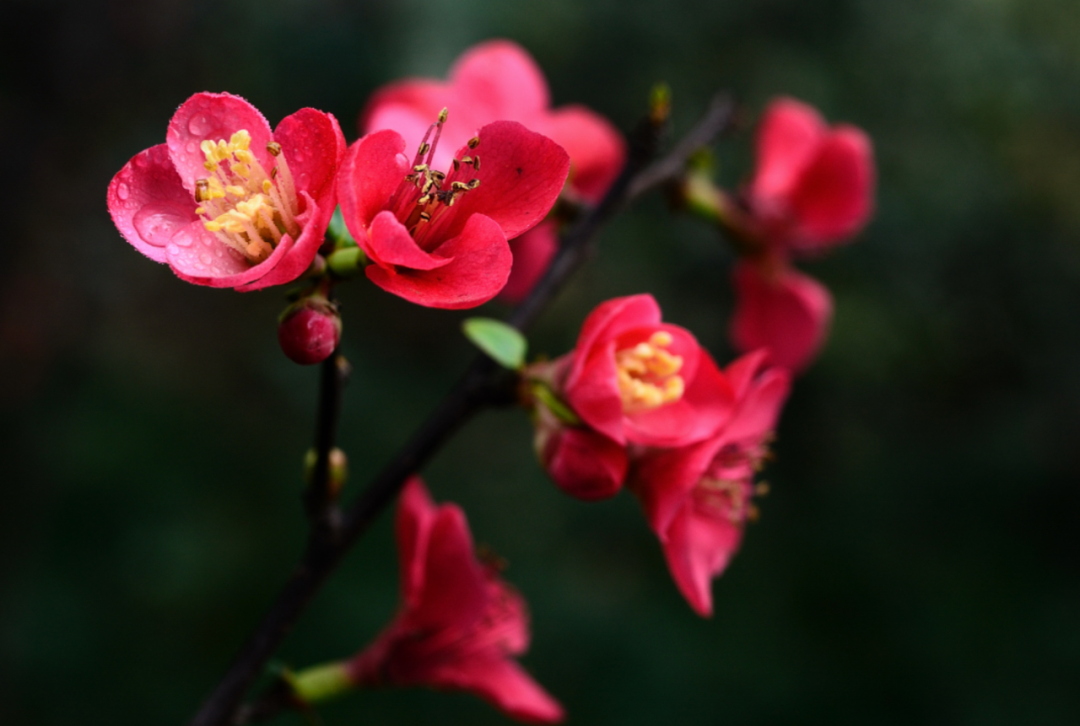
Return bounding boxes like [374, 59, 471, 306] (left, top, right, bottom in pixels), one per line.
[107, 39, 874, 724]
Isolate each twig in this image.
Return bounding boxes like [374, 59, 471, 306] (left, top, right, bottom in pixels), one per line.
[187, 92, 736, 726]
[304, 349, 349, 541]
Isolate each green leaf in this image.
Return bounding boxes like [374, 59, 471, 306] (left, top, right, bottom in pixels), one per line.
[326, 206, 356, 248]
[462, 318, 527, 370]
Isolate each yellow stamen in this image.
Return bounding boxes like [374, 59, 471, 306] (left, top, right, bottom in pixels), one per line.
[614, 331, 686, 412]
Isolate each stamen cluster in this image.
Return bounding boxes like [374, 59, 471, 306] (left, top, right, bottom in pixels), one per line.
[193, 130, 300, 263]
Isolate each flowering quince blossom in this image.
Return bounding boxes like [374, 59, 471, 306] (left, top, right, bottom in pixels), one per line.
[107, 92, 345, 290]
[527, 294, 735, 501]
[361, 39, 625, 302]
[344, 478, 564, 724]
[631, 350, 791, 616]
[338, 112, 570, 308]
[746, 97, 874, 253]
[727, 97, 874, 371]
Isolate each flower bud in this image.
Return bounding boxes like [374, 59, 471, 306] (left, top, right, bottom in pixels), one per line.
[278, 296, 341, 365]
[533, 397, 626, 502]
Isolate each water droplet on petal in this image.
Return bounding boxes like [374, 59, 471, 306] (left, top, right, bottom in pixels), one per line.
[200, 252, 212, 265]
[188, 115, 212, 136]
[214, 248, 224, 258]
[186, 141, 198, 155]
[133, 207, 187, 246]
[116, 183, 130, 200]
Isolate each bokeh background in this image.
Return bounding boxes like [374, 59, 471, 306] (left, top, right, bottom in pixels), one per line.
[3, 0, 1080, 723]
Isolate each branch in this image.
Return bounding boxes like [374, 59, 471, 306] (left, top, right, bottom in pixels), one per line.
[187, 92, 736, 726]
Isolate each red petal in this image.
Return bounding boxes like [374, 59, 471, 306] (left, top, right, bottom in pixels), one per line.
[731, 261, 833, 372]
[423, 657, 565, 724]
[365, 213, 512, 309]
[396, 477, 438, 607]
[367, 211, 454, 271]
[338, 129, 411, 247]
[166, 92, 274, 196]
[165, 219, 255, 283]
[440, 121, 569, 241]
[631, 438, 716, 536]
[787, 126, 875, 249]
[535, 105, 625, 203]
[409, 504, 488, 633]
[361, 81, 469, 173]
[273, 108, 346, 203]
[719, 366, 791, 446]
[662, 501, 746, 617]
[499, 222, 558, 304]
[107, 143, 196, 264]
[750, 97, 826, 202]
[450, 40, 550, 119]
[235, 191, 326, 291]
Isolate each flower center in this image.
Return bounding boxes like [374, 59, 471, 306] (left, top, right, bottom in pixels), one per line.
[387, 109, 481, 251]
[193, 130, 300, 264]
[615, 331, 685, 413]
[694, 477, 760, 523]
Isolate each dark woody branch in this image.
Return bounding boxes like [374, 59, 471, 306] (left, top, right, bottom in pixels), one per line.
[188, 92, 736, 726]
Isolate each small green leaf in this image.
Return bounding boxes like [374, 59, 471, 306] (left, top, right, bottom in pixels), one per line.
[326, 206, 356, 248]
[462, 318, 527, 370]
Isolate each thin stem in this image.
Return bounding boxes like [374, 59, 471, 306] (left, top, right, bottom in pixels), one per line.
[188, 93, 735, 726]
[305, 348, 349, 541]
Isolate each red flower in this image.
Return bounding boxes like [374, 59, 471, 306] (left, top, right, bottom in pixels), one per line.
[747, 97, 874, 252]
[337, 115, 569, 309]
[632, 351, 791, 616]
[107, 92, 345, 290]
[361, 39, 625, 302]
[346, 478, 563, 724]
[730, 257, 833, 372]
[560, 295, 734, 448]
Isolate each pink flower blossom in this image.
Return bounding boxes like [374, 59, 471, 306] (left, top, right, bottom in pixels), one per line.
[347, 478, 563, 724]
[560, 295, 734, 448]
[361, 40, 626, 302]
[107, 92, 345, 290]
[747, 97, 874, 252]
[730, 257, 833, 372]
[632, 350, 791, 616]
[337, 115, 569, 309]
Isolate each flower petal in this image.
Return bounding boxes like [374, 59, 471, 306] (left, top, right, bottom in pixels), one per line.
[365, 213, 511, 309]
[750, 97, 825, 202]
[367, 211, 454, 271]
[273, 108, 346, 202]
[731, 260, 833, 372]
[441, 121, 570, 241]
[166, 92, 274, 196]
[632, 438, 719, 536]
[423, 657, 565, 724]
[107, 143, 196, 264]
[409, 504, 488, 633]
[787, 126, 875, 249]
[395, 477, 439, 607]
[499, 222, 559, 304]
[450, 39, 550, 119]
[662, 500, 746, 617]
[535, 105, 625, 203]
[164, 219, 256, 283]
[338, 129, 411, 245]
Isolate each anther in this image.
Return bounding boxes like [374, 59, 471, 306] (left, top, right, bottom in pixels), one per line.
[438, 107, 449, 124]
[266, 142, 282, 157]
[468, 179, 481, 189]
[419, 142, 430, 156]
[418, 212, 432, 222]
[452, 158, 461, 171]
[467, 136, 480, 149]
[472, 155, 480, 170]
[195, 178, 210, 202]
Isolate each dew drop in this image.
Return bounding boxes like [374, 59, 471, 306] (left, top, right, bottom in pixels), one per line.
[186, 141, 198, 155]
[188, 114, 213, 136]
[116, 183, 130, 200]
[133, 206, 187, 246]
[200, 252, 212, 265]
[215, 248, 224, 258]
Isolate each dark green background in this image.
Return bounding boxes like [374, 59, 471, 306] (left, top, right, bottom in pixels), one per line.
[3, 0, 1079, 723]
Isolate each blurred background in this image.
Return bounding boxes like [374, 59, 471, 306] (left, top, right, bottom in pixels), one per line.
[3, 0, 1080, 723]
